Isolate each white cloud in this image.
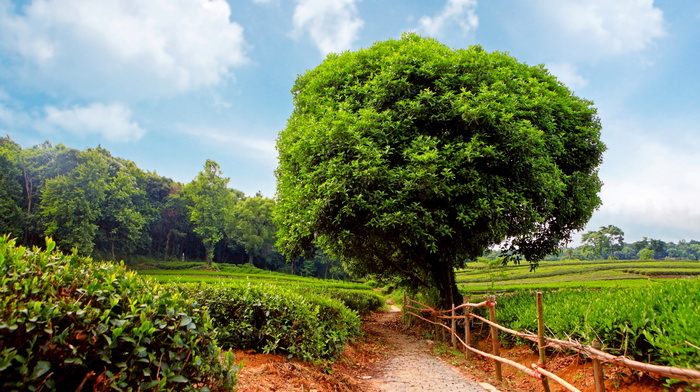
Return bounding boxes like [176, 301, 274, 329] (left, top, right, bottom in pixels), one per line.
[582, 110, 700, 243]
[0, 103, 15, 127]
[292, 0, 364, 56]
[0, 0, 248, 100]
[182, 126, 277, 164]
[419, 0, 478, 37]
[598, 145, 700, 234]
[545, 62, 588, 90]
[538, 0, 666, 58]
[43, 102, 146, 142]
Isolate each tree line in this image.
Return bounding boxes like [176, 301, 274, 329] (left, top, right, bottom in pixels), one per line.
[0, 137, 347, 279]
[553, 225, 700, 261]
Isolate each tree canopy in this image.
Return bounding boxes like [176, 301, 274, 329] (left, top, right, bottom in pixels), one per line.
[184, 159, 233, 267]
[274, 33, 605, 307]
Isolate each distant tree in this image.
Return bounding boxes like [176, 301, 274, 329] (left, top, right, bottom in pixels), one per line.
[18, 142, 80, 246]
[41, 149, 109, 254]
[581, 230, 607, 259]
[648, 238, 667, 259]
[581, 225, 624, 259]
[228, 196, 276, 266]
[274, 34, 605, 308]
[618, 245, 638, 260]
[295, 248, 350, 280]
[638, 248, 654, 260]
[184, 160, 232, 267]
[0, 137, 25, 238]
[96, 169, 150, 260]
[155, 185, 191, 262]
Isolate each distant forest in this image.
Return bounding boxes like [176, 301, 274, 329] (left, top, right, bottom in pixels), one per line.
[1, 137, 697, 279]
[0, 137, 347, 279]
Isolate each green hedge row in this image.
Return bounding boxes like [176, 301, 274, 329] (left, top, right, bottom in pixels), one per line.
[181, 282, 362, 362]
[493, 280, 700, 369]
[0, 236, 236, 391]
[310, 288, 385, 315]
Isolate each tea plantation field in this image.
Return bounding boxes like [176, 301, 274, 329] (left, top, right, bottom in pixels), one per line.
[456, 259, 700, 293]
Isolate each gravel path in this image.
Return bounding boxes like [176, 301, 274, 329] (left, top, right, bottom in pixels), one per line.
[362, 309, 493, 392]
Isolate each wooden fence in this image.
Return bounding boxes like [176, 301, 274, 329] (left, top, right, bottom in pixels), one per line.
[403, 292, 700, 392]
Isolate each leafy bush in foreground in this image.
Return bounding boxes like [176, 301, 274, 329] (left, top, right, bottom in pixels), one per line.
[182, 282, 361, 361]
[0, 236, 236, 391]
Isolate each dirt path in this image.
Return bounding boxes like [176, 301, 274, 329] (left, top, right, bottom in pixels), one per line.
[360, 309, 495, 392]
[235, 308, 667, 392]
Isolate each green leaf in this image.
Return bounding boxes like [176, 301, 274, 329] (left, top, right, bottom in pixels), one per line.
[170, 375, 189, 383]
[30, 361, 51, 380]
[179, 316, 192, 327]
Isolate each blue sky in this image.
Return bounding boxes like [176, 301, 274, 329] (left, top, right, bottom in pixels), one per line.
[1, 0, 699, 245]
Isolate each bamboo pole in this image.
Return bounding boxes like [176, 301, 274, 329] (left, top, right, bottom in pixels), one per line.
[463, 295, 471, 360]
[532, 365, 582, 392]
[488, 295, 502, 381]
[451, 303, 457, 348]
[403, 293, 407, 325]
[536, 292, 551, 392]
[592, 339, 605, 392]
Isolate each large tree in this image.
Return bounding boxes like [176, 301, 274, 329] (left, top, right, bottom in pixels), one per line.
[274, 34, 605, 308]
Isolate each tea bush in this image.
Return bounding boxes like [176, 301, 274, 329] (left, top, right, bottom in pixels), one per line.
[182, 281, 361, 361]
[311, 288, 384, 315]
[0, 236, 236, 391]
[494, 280, 700, 369]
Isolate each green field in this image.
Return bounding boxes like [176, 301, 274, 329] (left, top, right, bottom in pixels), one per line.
[135, 261, 376, 291]
[456, 259, 700, 293]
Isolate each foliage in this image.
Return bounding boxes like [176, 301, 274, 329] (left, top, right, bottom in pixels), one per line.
[183, 160, 234, 267]
[96, 167, 152, 260]
[581, 225, 624, 259]
[0, 236, 236, 391]
[40, 148, 109, 254]
[274, 33, 605, 308]
[180, 281, 361, 362]
[227, 196, 276, 265]
[494, 280, 700, 369]
[310, 288, 385, 315]
[0, 138, 24, 239]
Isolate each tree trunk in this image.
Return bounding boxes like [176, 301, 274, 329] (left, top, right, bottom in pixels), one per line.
[164, 230, 172, 262]
[247, 253, 254, 266]
[205, 243, 213, 268]
[432, 259, 462, 310]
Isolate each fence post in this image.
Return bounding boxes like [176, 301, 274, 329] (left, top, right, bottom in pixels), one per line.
[403, 293, 407, 325]
[463, 295, 471, 359]
[536, 292, 552, 392]
[488, 295, 502, 381]
[451, 303, 457, 348]
[592, 339, 605, 392]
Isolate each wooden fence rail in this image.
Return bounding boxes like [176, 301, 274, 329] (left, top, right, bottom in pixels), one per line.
[403, 293, 700, 392]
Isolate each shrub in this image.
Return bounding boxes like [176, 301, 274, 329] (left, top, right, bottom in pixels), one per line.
[311, 288, 384, 315]
[0, 236, 236, 391]
[182, 281, 361, 361]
